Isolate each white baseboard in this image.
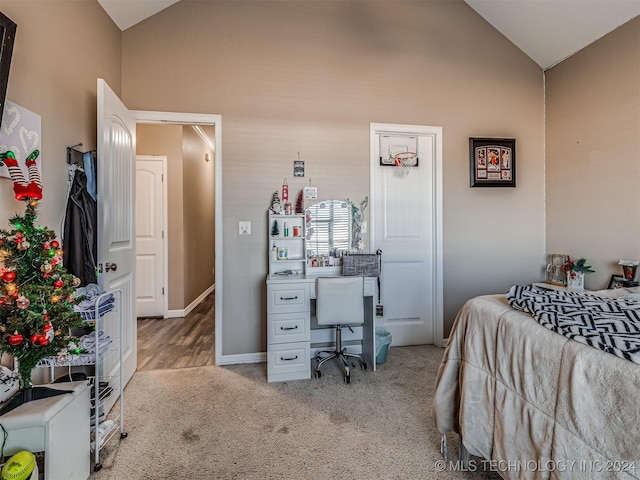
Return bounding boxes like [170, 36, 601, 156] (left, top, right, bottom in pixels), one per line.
[166, 284, 215, 318]
[216, 339, 449, 366]
[218, 352, 266, 365]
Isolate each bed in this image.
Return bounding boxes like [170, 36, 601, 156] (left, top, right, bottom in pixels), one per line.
[433, 285, 640, 479]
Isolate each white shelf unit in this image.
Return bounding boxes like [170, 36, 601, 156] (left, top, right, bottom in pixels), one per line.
[268, 213, 306, 277]
[36, 289, 127, 472]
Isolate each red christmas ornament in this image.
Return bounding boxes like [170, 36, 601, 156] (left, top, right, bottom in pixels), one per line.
[1, 271, 16, 283]
[9, 332, 23, 346]
[31, 333, 44, 345]
[53, 279, 64, 289]
[43, 243, 50, 250]
[50, 240, 60, 249]
[43, 312, 49, 321]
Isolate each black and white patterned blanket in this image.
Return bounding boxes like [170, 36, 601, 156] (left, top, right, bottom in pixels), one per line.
[507, 285, 640, 364]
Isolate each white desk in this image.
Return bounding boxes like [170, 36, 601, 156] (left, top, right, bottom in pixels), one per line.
[0, 382, 90, 479]
[266, 274, 377, 382]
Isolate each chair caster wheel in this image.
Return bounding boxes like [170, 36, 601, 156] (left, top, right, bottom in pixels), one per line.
[344, 374, 351, 384]
[314, 370, 322, 379]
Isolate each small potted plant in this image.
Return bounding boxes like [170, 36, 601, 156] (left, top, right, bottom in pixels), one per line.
[565, 258, 595, 291]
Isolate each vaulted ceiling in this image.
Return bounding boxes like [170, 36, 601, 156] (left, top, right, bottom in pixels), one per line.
[98, 0, 639, 70]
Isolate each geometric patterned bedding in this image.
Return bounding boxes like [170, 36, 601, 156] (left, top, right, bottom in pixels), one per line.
[507, 284, 640, 365]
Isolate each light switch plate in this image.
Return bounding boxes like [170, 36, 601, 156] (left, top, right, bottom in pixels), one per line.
[239, 221, 251, 235]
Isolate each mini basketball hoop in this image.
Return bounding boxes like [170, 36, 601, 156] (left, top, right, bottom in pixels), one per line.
[393, 151, 417, 176]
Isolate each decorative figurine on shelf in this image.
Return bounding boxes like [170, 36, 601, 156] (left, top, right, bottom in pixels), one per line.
[270, 191, 281, 214]
[295, 190, 304, 214]
[282, 178, 288, 203]
[1, 150, 43, 200]
[271, 220, 279, 237]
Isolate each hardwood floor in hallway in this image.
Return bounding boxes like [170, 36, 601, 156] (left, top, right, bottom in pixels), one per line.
[137, 292, 215, 371]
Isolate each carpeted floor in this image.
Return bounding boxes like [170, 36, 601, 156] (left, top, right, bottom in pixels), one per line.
[90, 345, 501, 479]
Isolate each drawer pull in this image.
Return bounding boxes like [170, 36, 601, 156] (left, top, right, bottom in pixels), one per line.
[280, 325, 299, 331]
[280, 355, 299, 361]
[280, 295, 298, 301]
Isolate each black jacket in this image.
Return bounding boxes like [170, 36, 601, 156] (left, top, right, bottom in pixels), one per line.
[63, 170, 97, 286]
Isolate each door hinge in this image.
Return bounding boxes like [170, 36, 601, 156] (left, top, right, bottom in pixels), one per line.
[162, 287, 165, 295]
[162, 230, 164, 239]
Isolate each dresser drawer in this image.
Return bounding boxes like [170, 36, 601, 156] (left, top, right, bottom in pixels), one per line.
[267, 284, 309, 313]
[267, 342, 310, 382]
[268, 312, 310, 344]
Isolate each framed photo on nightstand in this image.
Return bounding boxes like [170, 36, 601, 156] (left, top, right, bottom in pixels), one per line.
[608, 275, 626, 289]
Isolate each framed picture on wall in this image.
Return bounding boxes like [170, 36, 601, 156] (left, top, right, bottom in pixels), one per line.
[469, 137, 516, 187]
[0, 12, 17, 131]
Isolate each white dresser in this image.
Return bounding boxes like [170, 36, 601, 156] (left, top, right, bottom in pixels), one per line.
[266, 275, 377, 382]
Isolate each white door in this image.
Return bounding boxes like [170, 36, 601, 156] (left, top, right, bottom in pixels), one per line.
[97, 78, 137, 391]
[135, 155, 166, 318]
[370, 123, 443, 346]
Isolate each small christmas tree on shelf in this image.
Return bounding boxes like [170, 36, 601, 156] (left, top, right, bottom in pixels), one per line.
[0, 150, 84, 400]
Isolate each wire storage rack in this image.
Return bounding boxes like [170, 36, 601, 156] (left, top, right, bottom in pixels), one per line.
[36, 288, 127, 471]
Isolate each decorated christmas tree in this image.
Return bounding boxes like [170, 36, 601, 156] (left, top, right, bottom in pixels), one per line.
[0, 151, 83, 389]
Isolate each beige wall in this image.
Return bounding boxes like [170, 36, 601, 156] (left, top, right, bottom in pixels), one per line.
[0, 0, 120, 237]
[545, 17, 640, 290]
[181, 125, 215, 305]
[122, 0, 545, 353]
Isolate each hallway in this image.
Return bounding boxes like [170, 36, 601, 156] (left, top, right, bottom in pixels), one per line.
[136, 292, 215, 371]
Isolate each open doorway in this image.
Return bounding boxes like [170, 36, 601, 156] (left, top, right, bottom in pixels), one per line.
[133, 111, 222, 369]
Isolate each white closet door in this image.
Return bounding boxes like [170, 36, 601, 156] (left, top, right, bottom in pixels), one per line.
[371, 124, 442, 346]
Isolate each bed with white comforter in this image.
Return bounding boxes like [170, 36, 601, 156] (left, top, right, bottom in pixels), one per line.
[433, 285, 640, 479]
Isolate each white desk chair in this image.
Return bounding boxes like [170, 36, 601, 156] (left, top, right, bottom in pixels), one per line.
[315, 276, 368, 383]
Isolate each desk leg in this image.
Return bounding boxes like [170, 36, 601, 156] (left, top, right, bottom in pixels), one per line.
[362, 296, 376, 371]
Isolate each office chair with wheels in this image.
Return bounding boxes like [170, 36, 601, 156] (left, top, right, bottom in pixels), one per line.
[314, 276, 368, 383]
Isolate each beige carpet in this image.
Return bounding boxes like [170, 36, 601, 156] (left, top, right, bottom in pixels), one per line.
[90, 345, 500, 479]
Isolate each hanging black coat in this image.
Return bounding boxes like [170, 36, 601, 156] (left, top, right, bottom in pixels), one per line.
[63, 169, 97, 286]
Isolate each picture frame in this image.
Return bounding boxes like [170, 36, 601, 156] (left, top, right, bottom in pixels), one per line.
[469, 137, 516, 187]
[0, 13, 16, 130]
[608, 274, 625, 289]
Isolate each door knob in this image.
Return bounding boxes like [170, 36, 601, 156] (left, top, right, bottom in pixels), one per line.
[105, 262, 118, 272]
